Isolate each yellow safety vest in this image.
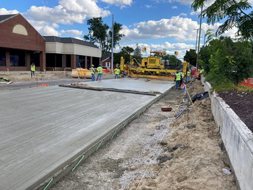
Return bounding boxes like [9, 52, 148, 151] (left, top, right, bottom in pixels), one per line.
[97, 66, 103, 74]
[31, 65, 35, 72]
[114, 68, 120, 75]
[90, 67, 95, 74]
[187, 71, 191, 76]
[176, 73, 181, 81]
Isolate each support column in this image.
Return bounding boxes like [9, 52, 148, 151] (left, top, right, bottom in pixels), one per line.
[85, 56, 88, 68]
[71, 54, 76, 69]
[25, 52, 31, 70]
[6, 51, 10, 70]
[40, 52, 46, 72]
[62, 55, 66, 68]
[90, 56, 93, 68]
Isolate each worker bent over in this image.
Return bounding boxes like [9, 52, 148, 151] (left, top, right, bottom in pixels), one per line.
[90, 64, 96, 81]
[96, 65, 103, 81]
[31, 63, 36, 78]
[114, 67, 120, 79]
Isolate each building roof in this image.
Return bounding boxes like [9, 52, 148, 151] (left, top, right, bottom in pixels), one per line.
[43, 36, 99, 49]
[0, 14, 18, 23]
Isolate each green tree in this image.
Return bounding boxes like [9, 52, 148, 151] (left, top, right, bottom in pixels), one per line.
[84, 18, 124, 56]
[113, 46, 134, 65]
[106, 23, 124, 52]
[205, 29, 216, 45]
[162, 54, 182, 69]
[84, 17, 108, 51]
[184, 49, 197, 66]
[192, 0, 253, 39]
[133, 44, 142, 63]
[199, 37, 253, 88]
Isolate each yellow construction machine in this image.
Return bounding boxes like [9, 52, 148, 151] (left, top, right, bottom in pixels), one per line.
[120, 52, 189, 80]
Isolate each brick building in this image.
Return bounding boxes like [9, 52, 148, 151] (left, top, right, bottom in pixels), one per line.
[0, 14, 45, 71]
[0, 14, 101, 71]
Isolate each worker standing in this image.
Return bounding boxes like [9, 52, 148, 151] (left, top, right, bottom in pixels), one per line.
[90, 64, 96, 81]
[175, 71, 181, 89]
[30, 62, 36, 78]
[96, 65, 103, 81]
[179, 70, 183, 86]
[114, 67, 120, 79]
[186, 70, 191, 83]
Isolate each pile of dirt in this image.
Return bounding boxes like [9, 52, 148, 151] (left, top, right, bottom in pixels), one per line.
[129, 81, 236, 190]
[219, 91, 253, 132]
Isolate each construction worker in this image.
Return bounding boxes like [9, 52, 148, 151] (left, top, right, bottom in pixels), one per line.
[179, 70, 183, 86]
[114, 67, 120, 79]
[30, 62, 35, 78]
[90, 64, 96, 81]
[96, 65, 103, 81]
[186, 69, 191, 83]
[175, 71, 181, 89]
[199, 68, 204, 80]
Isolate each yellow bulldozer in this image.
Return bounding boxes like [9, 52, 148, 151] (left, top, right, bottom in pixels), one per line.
[120, 52, 189, 80]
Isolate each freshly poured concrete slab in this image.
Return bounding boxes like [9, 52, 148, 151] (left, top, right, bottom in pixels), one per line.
[0, 79, 174, 190]
[79, 78, 173, 94]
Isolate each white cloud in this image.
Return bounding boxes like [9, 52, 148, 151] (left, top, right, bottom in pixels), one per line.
[26, 0, 110, 25]
[121, 16, 200, 41]
[101, 0, 133, 7]
[121, 42, 194, 59]
[29, 20, 59, 36]
[61, 29, 83, 36]
[145, 4, 152, 8]
[172, 5, 178, 9]
[0, 8, 19, 15]
[22, 0, 110, 37]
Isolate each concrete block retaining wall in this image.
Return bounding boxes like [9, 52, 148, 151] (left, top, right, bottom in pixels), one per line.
[201, 78, 253, 190]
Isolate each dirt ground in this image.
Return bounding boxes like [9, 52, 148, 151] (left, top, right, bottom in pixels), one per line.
[51, 80, 236, 190]
[219, 91, 253, 132]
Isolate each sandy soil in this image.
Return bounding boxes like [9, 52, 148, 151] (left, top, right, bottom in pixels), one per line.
[51, 80, 236, 190]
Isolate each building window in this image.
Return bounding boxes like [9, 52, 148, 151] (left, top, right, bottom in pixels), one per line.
[10, 50, 25, 67]
[66, 55, 71, 67]
[46, 54, 62, 68]
[12, 24, 28, 36]
[0, 48, 6, 66]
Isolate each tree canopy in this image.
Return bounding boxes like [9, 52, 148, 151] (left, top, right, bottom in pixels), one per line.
[84, 17, 124, 55]
[184, 49, 197, 66]
[192, 0, 253, 39]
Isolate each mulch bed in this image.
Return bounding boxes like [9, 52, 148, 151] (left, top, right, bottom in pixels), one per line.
[219, 91, 253, 133]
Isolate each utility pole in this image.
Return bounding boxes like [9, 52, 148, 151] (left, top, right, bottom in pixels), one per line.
[111, 14, 114, 73]
[196, 5, 203, 69]
[195, 29, 199, 51]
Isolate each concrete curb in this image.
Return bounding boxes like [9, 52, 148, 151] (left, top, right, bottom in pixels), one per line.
[201, 77, 253, 190]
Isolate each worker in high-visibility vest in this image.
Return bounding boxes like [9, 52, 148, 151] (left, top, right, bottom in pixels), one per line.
[90, 64, 96, 81]
[114, 67, 120, 79]
[179, 70, 183, 86]
[175, 71, 181, 89]
[30, 63, 36, 78]
[96, 65, 103, 81]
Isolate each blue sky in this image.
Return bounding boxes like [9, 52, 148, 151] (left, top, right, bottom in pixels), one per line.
[0, 0, 239, 58]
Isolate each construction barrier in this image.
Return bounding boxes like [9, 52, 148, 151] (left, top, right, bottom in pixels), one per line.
[202, 77, 253, 190]
[71, 68, 91, 78]
[240, 78, 253, 89]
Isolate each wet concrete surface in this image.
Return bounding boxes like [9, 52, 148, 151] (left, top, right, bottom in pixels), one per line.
[0, 78, 174, 190]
